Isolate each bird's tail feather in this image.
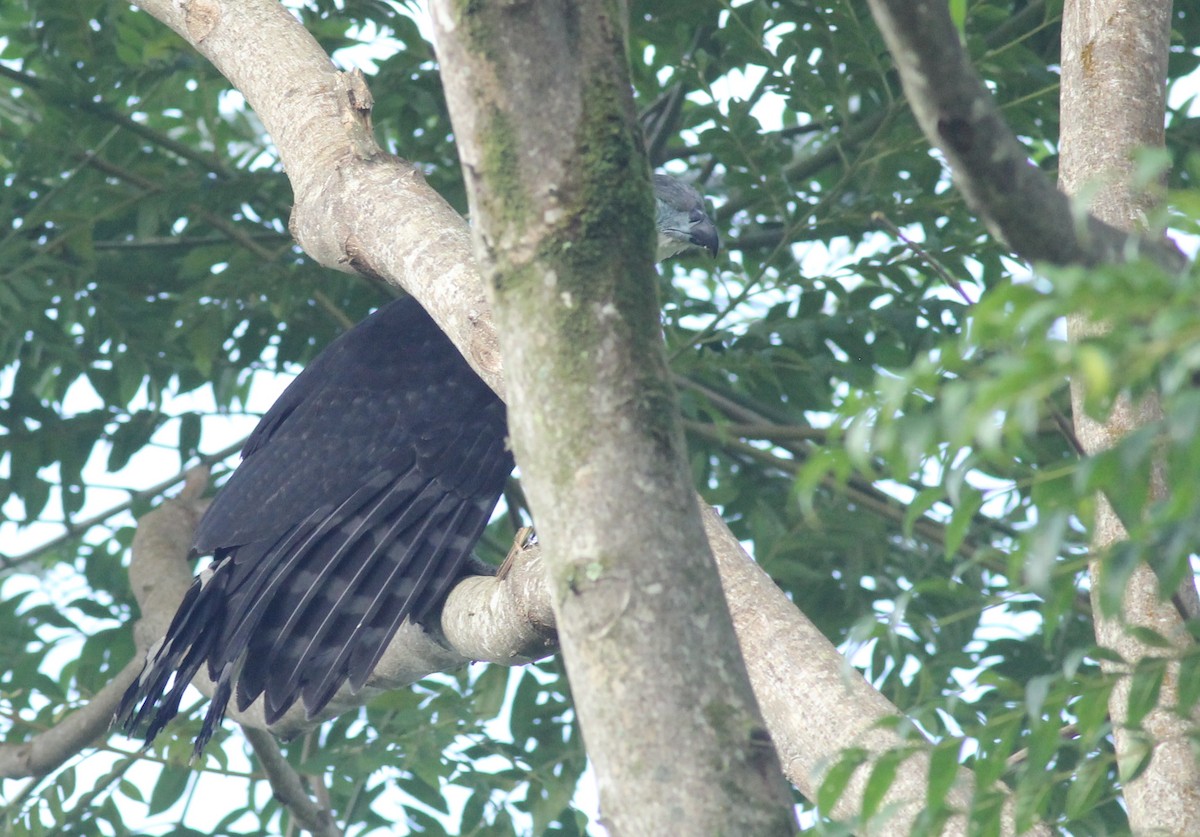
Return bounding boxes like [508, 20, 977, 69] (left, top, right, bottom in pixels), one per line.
[115, 565, 233, 756]
[305, 494, 482, 712]
[266, 483, 454, 714]
[251, 479, 449, 719]
[116, 439, 510, 752]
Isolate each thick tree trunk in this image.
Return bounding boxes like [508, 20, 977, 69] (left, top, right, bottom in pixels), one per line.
[1059, 1, 1200, 831]
[428, 2, 795, 833]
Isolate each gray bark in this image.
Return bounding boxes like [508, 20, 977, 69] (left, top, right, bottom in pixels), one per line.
[1059, 0, 1200, 831]
[428, 1, 796, 833]
[865, 0, 1184, 274]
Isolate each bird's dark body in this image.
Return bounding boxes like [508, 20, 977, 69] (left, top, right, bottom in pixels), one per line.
[118, 173, 716, 754]
[118, 297, 512, 749]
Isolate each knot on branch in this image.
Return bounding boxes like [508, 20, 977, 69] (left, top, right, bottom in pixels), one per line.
[937, 116, 974, 154]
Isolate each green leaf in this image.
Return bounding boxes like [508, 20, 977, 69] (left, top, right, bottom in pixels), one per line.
[178, 411, 202, 464]
[1024, 674, 1053, 719]
[1116, 730, 1154, 783]
[1072, 676, 1115, 745]
[944, 485, 983, 559]
[817, 748, 868, 814]
[904, 486, 944, 540]
[1096, 543, 1140, 618]
[926, 740, 961, 814]
[1178, 653, 1200, 713]
[148, 763, 192, 815]
[862, 747, 911, 822]
[1064, 756, 1109, 819]
[948, 0, 968, 33]
[397, 774, 449, 815]
[510, 668, 543, 744]
[1124, 660, 1165, 729]
[107, 410, 166, 473]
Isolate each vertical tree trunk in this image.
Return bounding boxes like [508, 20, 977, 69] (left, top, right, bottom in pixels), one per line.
[1059, 1, 1200, 831]
[429, 1, 796, 833]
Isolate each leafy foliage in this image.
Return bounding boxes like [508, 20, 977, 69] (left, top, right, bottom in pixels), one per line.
[2, 0, 1200, 834]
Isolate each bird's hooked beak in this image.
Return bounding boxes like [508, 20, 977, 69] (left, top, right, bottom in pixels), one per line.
[688, 213, 720, 258]
[651, 173, 721, 262]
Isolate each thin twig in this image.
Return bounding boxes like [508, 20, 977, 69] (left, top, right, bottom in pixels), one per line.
[0, 437, 246, 573]
[243, 727, 340, 837]
[0, 656, 143, 780]
[871, 210, 974, 304]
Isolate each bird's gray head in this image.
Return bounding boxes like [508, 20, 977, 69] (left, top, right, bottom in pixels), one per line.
[652, 173, 720, 262]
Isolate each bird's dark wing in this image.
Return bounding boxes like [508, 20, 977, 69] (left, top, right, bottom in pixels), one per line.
[116, 297, 513, 752]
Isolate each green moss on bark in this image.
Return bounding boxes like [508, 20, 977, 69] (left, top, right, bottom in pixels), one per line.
[472, 9, 683, 515]
[477, 106, 532, 257]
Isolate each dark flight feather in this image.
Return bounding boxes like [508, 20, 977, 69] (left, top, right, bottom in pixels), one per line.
[116, 297, 512, 753]
[115, 174, 717, 755]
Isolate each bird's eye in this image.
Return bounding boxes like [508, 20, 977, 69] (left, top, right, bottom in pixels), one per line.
[689, 208, 706, 223]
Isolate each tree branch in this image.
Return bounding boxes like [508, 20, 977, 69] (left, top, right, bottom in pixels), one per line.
[0, 657, 142, 780]
[1058, 0, 1200, 831]
[864, 0, 1187, 273]
[242, 727, 339, 837]
[428, 1, 796, 831]
[131, 0, 505, 399]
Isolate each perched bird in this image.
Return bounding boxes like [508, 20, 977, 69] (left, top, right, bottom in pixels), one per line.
[117, 174, 718, 754]
[653, 173, 719, 261]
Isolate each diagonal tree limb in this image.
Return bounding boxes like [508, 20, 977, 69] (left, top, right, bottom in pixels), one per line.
[242, 727, 339, 837]
[0, 656, 143, 780]
[864, 0, 1186, 274]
